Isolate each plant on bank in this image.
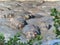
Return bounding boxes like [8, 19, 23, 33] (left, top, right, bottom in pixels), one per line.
[50, 8, 60, 37]
[0, 33, 5, 45]
[0, 32, 42, 45]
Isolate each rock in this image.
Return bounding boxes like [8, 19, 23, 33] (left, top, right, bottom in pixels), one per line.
[22, 24, 41, 40]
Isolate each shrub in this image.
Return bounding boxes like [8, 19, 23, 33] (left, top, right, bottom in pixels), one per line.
[0, 32, 42, 45]
[50, 8, 60, 37]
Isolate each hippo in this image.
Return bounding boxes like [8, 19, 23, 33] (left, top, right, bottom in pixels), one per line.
[22, 24, 41, 40]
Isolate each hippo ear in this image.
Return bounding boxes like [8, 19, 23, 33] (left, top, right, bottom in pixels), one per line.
[46, 24, 52, 30]
[24, 20, 28, 25]
[34, 26, 41, 35]
[36, 26, 41, 35]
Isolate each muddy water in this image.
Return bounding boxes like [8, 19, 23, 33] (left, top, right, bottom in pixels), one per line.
[0, 1, 60, 45]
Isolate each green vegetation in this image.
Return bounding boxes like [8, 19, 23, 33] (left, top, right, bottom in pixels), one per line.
[50, 8, 60, 37]
[0, 32, 42, 45]
[0, 33, 5, 45]
[50, 8, 60, 45]
[27, 35, 42, 45]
